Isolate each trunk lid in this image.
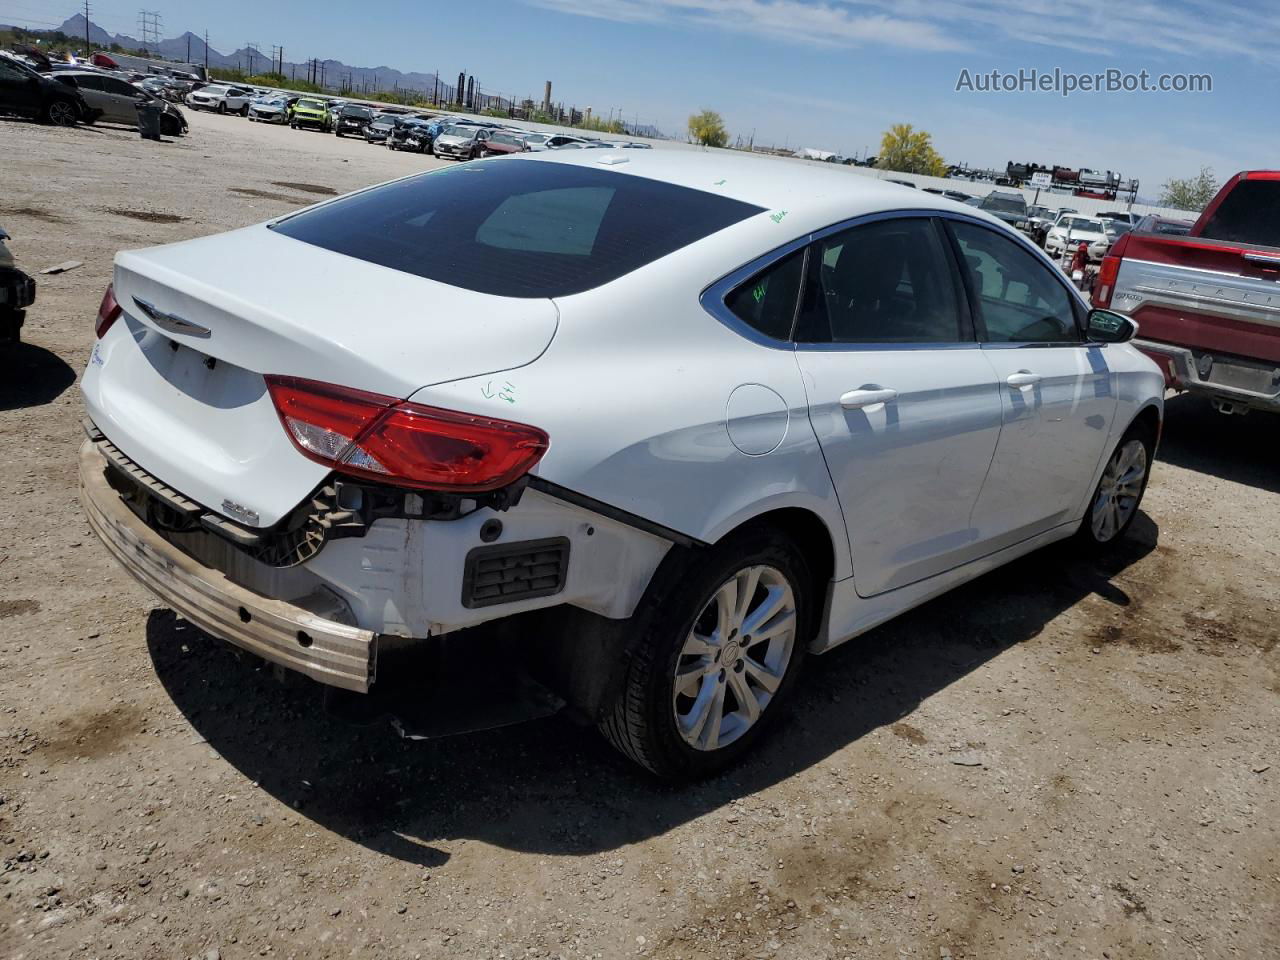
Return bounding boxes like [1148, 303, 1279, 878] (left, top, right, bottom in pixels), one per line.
[83, 224, 558, 527]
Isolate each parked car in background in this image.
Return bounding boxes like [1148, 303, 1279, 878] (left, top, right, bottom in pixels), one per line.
[0, 225, 36, 346]
[1099, 211, 1140, 227]
[1132, 214, 1194, 236]
[186, 84, 250, 115]
[1032, 207, 1079, 247]
[387, 116, 434, 152]
[0, 52, 96, 125]
[80, 152, 1162, 780]
[978, 190, 1029, 230]
[333, 103, 375, 138]
[478, 130, 528, 157]
[52, 70, 187, 135]
[1095, 170, 1280, 416]
[432, 123, 493, 159]
[1044, 215, 1110, 261]
[288, 97, 330, 131]
[248, 94, 290, 124]
[527, 133, 590, 151]
[1024, 204, 1053, 236]
[363, 113, 398, 143]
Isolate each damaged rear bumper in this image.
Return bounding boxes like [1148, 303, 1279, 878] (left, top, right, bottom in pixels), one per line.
[79, 439, 377, 692]
[1135, 338, 1280, 414]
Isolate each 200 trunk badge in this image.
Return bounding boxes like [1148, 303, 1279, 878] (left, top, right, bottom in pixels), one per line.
[132, 296, 211, 338]
[221, 499, 260, 526]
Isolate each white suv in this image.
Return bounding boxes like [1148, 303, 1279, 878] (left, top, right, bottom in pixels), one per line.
[185, 84, 250, 115]
[80, 152, 1164, 778]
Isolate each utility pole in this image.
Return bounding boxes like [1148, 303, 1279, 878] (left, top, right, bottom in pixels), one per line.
[83, 0, 91, 56]
[203, 30, 209, 72]
[137, 10, 162, 56]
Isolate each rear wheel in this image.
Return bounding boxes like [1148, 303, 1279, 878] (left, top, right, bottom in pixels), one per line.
[601, 528, 810, 779]
[44, 99, 79, 126]
[1077, 421, 1154, 548]
[239, 104, 249, 117]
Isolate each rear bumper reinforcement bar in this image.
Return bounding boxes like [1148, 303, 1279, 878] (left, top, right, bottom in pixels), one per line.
[80, 439, 377, 692]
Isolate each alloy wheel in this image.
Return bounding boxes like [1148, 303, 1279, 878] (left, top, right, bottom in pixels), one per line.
[672, 565, 797, 751]
[48, 100, 77, 126]
[1091, 439, 1147, 542]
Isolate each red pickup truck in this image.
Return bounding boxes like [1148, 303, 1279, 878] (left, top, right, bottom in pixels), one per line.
[1093, 171, 1280, 415]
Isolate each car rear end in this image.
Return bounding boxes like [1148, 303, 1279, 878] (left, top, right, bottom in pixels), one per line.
[80, 157, 766, 702]
[1094, 173, 1280, 414]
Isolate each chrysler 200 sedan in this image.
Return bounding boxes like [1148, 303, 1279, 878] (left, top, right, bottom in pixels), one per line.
[79, 152, 1163, 779]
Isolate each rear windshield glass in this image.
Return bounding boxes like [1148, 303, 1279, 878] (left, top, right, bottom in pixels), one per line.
[270, 160, 764, 298]
[1199, 179, 1280, 247]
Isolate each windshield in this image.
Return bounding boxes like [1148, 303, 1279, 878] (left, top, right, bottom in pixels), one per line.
[341, 106, 372, 118]
[442, 125, 478, 138]
[980, 195, 1027, 214]
[297, 99, 323, 110]
[271, 160, 764, 298]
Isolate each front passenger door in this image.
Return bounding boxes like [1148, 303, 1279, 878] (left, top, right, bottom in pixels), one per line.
[948, 220, 1117, 546]
[793, 216, 1004, 597]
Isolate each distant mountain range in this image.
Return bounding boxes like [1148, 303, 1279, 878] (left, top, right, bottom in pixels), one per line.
[18, 13, 462, 99]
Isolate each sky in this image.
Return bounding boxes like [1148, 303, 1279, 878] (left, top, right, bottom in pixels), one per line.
[6, 0, 1276, 190]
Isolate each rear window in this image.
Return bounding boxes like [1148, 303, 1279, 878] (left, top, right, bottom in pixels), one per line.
[270, 160, 764, 298]
[1199, 179, 1280, 247]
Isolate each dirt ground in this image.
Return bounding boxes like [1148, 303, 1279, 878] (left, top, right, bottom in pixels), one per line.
[1, 109, 1277, 960]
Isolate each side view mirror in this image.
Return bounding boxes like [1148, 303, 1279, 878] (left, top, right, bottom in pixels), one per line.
[1086, 308, 1137, 344]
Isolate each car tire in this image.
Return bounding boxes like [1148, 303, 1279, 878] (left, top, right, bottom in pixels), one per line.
[1075, 419, 1155, 549]
[335, 130, 343, 138]
[44, 99, 79, 126]
[600, 526, 811, 780]
[217, 102, 226, 114]
[239, 105, 248, 117]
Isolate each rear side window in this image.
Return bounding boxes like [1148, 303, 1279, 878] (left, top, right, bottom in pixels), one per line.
[724, 250, 805, 341]
[1199, 179, 1280, 247]
[271, 160, 764, 298]
[795, 218, 963, 344]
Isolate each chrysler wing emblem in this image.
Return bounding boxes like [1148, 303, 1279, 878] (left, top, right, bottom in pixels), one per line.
[132, 296, 211, 338]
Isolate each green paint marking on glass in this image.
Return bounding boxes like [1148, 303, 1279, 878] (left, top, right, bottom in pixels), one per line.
[752, 283, 767, 303]
[769, 210, 789, 224]
[713, 179, 727, 186]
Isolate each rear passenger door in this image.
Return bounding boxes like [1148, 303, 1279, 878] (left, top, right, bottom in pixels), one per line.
[792, 215, 1004, 597]
[946, 219, 1117, 545]
[99, 76, 143, 123]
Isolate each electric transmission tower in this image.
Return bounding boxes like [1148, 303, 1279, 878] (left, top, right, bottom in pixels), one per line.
[137, 10, 162, 55]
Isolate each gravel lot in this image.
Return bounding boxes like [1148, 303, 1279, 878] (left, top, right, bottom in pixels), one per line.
[2, 108, 1278, 960]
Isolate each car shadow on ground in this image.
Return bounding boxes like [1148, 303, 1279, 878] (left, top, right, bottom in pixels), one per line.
[1156, 393, 1280, 494]
[0, 341, 76, 410]
[146, 514, 1157, 868]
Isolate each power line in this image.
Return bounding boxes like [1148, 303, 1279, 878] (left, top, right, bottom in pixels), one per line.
[136, 9, 161, 54]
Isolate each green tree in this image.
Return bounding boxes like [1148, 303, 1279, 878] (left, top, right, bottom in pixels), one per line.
[1158, 166, 1218, 212]
[877, 123, 946, 176]
[688, 109, 728, 148]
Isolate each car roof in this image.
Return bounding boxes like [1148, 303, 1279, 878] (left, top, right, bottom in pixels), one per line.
[503, 151, 1011, 236]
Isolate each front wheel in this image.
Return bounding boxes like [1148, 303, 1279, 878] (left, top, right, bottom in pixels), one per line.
[1077, 421, 1154, 548]
[217, 102, 226, 114]
[600, 528, 810, 779]
[45, 99, 79, 126]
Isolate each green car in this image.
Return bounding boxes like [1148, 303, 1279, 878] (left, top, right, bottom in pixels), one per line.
[289, 97, 329, 131]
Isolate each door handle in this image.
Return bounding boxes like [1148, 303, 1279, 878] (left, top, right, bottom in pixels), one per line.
[840, 387, 898, 409]
[1006, 371, 1042, 389]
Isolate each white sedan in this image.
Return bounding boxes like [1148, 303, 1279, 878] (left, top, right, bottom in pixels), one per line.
[79, 151, 1164, 779]
[1045, 215, 1111, 261]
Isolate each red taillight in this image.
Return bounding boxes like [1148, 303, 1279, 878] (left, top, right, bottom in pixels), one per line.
[265, 375, 549, 492]
[1093, 254, 1121, 307]
[96, 283, 122, 338]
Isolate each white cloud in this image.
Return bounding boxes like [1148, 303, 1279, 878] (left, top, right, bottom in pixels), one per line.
[526, 0, 1278, 62]
[527, 0, 965, 51]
